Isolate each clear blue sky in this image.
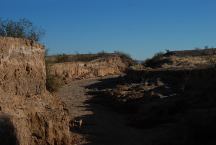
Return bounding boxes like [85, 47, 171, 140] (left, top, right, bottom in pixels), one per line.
[1, 0, 216, 60]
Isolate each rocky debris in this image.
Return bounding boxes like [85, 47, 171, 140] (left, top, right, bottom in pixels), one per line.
[0, 37, 71, 145]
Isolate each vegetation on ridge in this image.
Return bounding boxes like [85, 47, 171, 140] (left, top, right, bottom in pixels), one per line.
[0, 18, 45, 42]
[46, 51, 135, 65]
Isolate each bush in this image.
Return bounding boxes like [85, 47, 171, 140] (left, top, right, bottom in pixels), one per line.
[0, 18, 44, 42]
[143, 51, 165, 68]
[46, 74, 61, 92]
[152, 52, 165, 59]
[45, 52, 65, 92]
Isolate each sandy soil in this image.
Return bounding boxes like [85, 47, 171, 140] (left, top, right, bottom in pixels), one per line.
[56, 76, 156, 145]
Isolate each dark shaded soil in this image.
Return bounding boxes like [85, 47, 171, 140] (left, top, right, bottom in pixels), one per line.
[57, 66, 216, 145]
[56, 76, 167, 145]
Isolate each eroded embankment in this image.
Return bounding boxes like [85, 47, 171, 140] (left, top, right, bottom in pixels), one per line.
[0, 37, 71, 145]
[47, 54, 128, 84]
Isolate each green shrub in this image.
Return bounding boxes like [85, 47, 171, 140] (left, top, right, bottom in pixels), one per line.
[0, 18, 44, 42]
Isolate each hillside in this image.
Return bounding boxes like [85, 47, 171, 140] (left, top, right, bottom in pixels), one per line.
[143, 48, 216, 69]
[45, 53, 135, 91]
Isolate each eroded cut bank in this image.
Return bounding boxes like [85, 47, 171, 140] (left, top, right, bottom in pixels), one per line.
[0, 37, 71, 145]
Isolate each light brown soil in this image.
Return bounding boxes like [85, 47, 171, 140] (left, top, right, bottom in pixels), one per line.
[55, 76, 156, 145]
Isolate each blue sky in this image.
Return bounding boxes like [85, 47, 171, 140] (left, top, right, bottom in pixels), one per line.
[0, 0, 216, 60]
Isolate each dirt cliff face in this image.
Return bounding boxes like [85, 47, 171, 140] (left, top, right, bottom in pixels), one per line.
[48, 55, 127, 83]
[0, 37, 46, 96]
[0, 37, 71, 145]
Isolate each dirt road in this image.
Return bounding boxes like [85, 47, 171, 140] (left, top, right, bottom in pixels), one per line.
[56, 76, 153, 145]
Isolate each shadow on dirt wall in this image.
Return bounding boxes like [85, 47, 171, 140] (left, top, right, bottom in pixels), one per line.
[0, 115, 19, 145]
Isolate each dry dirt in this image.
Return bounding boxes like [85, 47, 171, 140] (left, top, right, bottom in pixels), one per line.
[55, 76, 157, 145]
[0, 37, 71, 145]
[48, 55, 128, 83]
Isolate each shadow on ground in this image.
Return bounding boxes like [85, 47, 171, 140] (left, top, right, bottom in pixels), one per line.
[70, 71, 216, 145]
[70, 76, 163, 145]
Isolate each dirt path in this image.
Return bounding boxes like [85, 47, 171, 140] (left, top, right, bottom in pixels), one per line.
[56, 76, 153, 145]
